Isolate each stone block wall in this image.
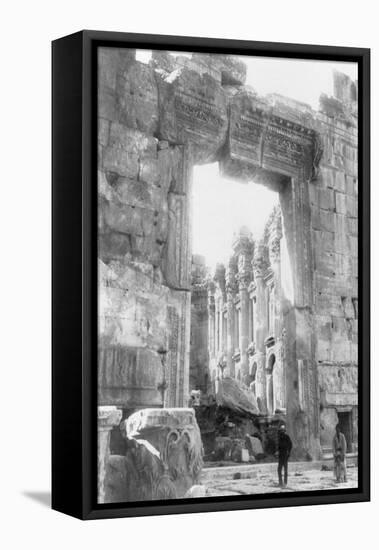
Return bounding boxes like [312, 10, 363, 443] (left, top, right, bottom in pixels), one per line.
[98, 48, 192, 410]
[310, 76, 358, 452]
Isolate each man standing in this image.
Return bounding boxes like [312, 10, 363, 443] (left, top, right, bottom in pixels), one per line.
[277, 423, 292, 488]
[332, 424, 347, 483]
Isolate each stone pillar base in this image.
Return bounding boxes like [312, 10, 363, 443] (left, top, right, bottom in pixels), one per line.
[98, 406, 122, 503]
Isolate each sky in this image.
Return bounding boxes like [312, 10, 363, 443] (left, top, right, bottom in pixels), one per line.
[136, 49, 358, 272]
[191, 167, 278, 269]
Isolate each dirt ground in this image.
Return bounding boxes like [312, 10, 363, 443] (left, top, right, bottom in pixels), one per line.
[204, 466, 358, 496]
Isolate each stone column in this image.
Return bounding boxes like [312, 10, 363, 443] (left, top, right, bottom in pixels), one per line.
[269, 229, 282, 337]
[207, 282, 216, 361]
[252, 242, 269, 409]
[225, 259, 238, 377]
[214, 263, 226, 361]
[214, 297, 220, 356]
[238, 274, 250, 383]
[254, 352, 267, 412]
[98, 406, 122, 504]
[252, 242, 268, 351]
[233, 229, 253, 385]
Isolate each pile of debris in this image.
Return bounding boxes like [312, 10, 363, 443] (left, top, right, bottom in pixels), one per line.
[192, 377, 286, 464]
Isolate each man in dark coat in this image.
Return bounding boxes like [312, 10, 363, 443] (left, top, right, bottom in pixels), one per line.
[277, 423, 292, 488]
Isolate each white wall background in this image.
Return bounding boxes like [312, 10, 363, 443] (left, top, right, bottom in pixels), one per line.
[1, 0, 376, 547]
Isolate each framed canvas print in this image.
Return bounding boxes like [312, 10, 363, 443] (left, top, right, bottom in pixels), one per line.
[52, 30, 370, 520]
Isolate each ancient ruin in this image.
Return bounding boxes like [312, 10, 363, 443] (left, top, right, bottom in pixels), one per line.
[97, 47, 358, 501]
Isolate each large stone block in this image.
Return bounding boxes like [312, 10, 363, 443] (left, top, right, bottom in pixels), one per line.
[157, 144, 188, 194]
[98, 259, 171, 347]
[99, 118, 110, 147]
[315, 292, 345, 318]
[99, 47, 135, 91]
[116, 61, 159, 135]
[112, 177, 165, 212]
[316, 338, 331, 362]
[319, 210, 336, 233]
[158, 67, 228, 163]
[98, 86, 118, 123]
[346, 195, 358, 218]
[191, 53, 247, 86]
[98, 232, 131, 262]
[99, 176, 169, 267]
[103, 147, 139, 179]
[98, 346, 164, 408]
[312, 229, 334, 254]
[335, 192, 347, 214]
[345, 175, 357, 197]
[108, 123, 158, 156]
[103, 408, 204, 502]
[334, 213, 349, 255]
[334, 170, 346, 193]
[309, 184, 336, 211]
[101, 196, 146, 236]
[347, 217, 358, 236]
[318, 365, 358, 404]
[103, 125, 157, 179]
[349, 235, 358, 258]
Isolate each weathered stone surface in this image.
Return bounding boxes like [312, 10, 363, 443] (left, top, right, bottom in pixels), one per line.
[318, 364, 358, 405]
[98, 48, 358, 480]
[245, 434, 264, 458]
[190, 53, 247, 86]
[98, 406, 122, 503]
[99, 408, 203, 503]
[126, 408, 203, 500]
[116, 61, 159, 135]
[184, 484, 208, 498]
[214, 437, 233, 460]
[158, 67, 228, 163]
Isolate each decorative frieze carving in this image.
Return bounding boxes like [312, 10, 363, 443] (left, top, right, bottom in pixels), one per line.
[225, 90, 319, 178]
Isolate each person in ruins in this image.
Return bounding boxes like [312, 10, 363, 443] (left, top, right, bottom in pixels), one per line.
[332, 424, 347, 483]
[277, 423, 292, 488]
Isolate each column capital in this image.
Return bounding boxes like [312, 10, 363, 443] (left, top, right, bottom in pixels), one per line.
[269, 237, 281, 263]
[237, 251, 253, 290]
[252, 241, 268, 278]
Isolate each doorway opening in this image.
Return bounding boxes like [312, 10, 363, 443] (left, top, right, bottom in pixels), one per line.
[189, 163, 292, 403]
[337, 410, 353, 453]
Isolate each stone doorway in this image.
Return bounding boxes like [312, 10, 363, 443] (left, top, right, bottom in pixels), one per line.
[98, 47, 358, 462]
[337, 411, 353, 453]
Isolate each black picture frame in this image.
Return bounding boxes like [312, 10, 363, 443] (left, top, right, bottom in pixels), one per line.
[52, 30, 370, 520]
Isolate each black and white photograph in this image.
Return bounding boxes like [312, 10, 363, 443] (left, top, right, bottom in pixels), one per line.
[2, 0, 377, 544]
[97, 46, 361, 504]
